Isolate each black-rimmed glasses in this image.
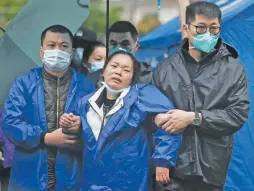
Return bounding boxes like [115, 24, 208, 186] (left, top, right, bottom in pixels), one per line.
[190, 24, 221, 35]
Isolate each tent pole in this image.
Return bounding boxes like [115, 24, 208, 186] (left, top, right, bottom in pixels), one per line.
[106, 0, 109, 58]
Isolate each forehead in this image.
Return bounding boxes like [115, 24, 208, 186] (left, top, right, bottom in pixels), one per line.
[92, 47, 106, 56]
[43, 31, 72, 43]
[193, 14, 220, 25]
[109, 54, 134, 68]
[109, 32, 135, 42]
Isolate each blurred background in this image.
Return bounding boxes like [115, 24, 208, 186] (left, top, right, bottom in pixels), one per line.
[1, 1, 254, 191]
[0, 0, 179, 39]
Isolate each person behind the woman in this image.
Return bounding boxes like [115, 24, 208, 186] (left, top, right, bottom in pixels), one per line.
[85, 41, 106, 73]
[59, 48, 182, 191]
[71, 41, 106, 76]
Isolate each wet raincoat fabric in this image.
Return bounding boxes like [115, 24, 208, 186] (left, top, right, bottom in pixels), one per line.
[152, 39, 249, 187]
[73, 84, 182, 191]
[2, 67, 94, 191]
[0, 108, 15, 168]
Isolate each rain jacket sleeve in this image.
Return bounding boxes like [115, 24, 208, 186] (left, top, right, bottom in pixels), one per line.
[137, 85, 182, 168]
[3, 77, 43, 150]
[199, 67, 249, 136]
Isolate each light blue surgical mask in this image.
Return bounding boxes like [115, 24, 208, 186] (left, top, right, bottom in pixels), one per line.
[90, 61, 105, 73]
[191, 33, 218, 53]
[42, 49, 71, 72]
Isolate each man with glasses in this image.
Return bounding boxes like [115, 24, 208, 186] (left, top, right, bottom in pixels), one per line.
[152, 2, 249, 191]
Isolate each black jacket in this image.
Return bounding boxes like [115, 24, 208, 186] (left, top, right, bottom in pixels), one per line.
[42, 69, 72, 188]
[152, 39, 249, 186]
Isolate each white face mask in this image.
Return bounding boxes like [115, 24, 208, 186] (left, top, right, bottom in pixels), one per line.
[42, 49, 71, 72]
[101, 81, 129, 96]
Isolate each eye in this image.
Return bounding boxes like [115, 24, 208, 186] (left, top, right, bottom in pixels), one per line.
[62, 44, 68, 48]
[110, 42, 117, 46]
[122, 43, 130, 48]
[124, 69, 130, 73]
[48, 44, 54, 48]
[210, 27, 220, 34]
[197, 26, 206, 30]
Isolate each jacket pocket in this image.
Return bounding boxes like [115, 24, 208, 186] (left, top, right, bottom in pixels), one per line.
[199, 137, 232, 184]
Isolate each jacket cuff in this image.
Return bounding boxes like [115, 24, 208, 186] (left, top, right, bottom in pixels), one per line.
[40, 132, 46, 146]
[154, 159, 172, 168]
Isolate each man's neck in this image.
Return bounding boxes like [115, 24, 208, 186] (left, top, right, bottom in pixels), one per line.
[188, 48, 203, 62]
[44, 66, 68, 78]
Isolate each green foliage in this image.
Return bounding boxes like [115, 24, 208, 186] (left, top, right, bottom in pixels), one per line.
[0, 0, 123, 38]
[83, 0, 124, 35]
[0, 0, 28, 25]
[137, 13, 161, 36]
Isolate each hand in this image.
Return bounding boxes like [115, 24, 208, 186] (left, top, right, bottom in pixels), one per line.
[60, 113, 74, 128]
[156, 167, 170, 185]
[0, 151, 4, 162]
[60, 113, 81, 135]
[162, 110, 194, 134]
[154, 113, 171, 127]
[44, 128, 80, 149]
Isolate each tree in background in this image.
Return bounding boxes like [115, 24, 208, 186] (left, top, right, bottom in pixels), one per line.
[136, 12, 161, 36]
[0, 0, 123, 39]
[0, 0, 28, 37]
[83, 0, 124, 41]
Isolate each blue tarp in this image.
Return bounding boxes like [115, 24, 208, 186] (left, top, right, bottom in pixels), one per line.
[137, 0, 254, 190]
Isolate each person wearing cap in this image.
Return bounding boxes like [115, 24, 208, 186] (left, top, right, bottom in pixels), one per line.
[59, 48, 182, 191]
[71, 27, 98, 74]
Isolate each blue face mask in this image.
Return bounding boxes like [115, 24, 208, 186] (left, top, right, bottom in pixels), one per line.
[192, 33, 218, 53]
[90, 61, 105, 73]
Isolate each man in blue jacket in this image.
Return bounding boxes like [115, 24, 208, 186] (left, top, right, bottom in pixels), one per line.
[3, 25, 94, 191]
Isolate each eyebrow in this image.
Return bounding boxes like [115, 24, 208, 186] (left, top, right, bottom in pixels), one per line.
[196, 22, 208, 25]
[210, 23, 220, 26]
[197, 22, 219, 26]
[111, 61, 119, 65]
[121, 40, 130, 43]
[47, 41, 70, 44]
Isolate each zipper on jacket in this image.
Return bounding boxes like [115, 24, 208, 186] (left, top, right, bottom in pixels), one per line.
[98, 115, 106, 139]
[56, 78, 60, 129]
[97, 101, 120, 139]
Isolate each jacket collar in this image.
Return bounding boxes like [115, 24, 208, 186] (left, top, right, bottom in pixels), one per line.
[88, 85, 130, 118]
[32, 67, 77, 83]
[180, 38, 238, 64]
[42, 67, 72, 82]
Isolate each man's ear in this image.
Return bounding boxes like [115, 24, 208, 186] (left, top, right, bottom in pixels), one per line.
[136, 41, 140, 51]
[182, 24, 189, 38]
[40, 47, 44, 59]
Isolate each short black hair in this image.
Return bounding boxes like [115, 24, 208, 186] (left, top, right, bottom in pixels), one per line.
[109, 21, 138, 41]
[103, 51, 140, 85]
[41, 25, 74, 45]
[83, 41, 106, 62]
[186, 1, 221, 24]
